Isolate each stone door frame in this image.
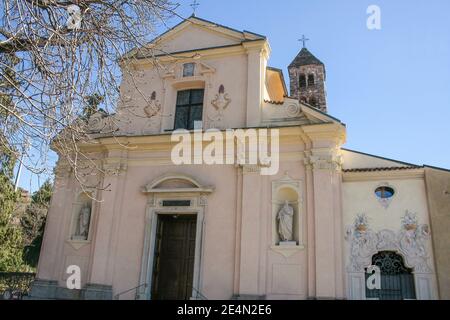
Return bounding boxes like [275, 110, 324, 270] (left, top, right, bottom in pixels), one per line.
[138, 173, 213, 300]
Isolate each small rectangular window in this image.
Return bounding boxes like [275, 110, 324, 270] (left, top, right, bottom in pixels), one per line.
[183, 63, 195, 77]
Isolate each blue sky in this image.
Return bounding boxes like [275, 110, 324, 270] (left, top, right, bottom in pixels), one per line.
[18, 0, 450, 192]
[179, 0, 449, 165]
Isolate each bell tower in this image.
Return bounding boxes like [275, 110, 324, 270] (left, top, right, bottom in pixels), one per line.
[288, 41, 327, 113]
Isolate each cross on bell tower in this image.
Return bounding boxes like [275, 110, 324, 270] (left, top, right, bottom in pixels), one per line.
[298, 35, 310, 48]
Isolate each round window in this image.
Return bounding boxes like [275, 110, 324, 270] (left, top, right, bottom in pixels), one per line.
[375, 186, 395, 199]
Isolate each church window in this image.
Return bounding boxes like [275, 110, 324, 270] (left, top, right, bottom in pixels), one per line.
[308, 74, 315, 86]
[375, 186, 395, 199]
[183, 63, 195, 77]
[299, 74, 307, 88]
[174, 89, 204, 130]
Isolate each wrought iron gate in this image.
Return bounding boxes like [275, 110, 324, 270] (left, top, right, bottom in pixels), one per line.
[365, 251, 416, 300]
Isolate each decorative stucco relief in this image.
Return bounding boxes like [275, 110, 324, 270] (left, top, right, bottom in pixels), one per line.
[143, 91, 161, 119]
[374, 182, 396, 209]
[208, 84, 231, 129]
[87, 110, 116, 134]
[345, 212, 432, 274]
[142, 91, 162, 134]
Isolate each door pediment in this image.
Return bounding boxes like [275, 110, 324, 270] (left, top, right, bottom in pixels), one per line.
[142, 173, 214, 194]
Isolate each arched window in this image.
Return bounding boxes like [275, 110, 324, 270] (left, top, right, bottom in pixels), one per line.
[307, 74, 315, 86]
[309, 96, 317, 107]
[299, 74, 306, 88]
[365, 251, 416, 300]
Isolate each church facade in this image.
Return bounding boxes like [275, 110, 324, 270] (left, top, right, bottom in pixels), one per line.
[30, 16, 450, 300]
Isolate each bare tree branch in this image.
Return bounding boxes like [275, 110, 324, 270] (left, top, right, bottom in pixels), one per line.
[0, 0, 181, 193]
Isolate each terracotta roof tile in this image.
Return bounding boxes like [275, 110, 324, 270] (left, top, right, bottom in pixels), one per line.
[343, 166, 422, 173]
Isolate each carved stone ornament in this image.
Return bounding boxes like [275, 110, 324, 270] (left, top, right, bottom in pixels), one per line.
[286, 103, 301, 117]
[88, 111, 109, 133]
[345, 212, 432, 273]
[208, 85, 231, 128]
[144, 91, 162, 118]
[198, 195, 208, 206]
[305, 152, 343, 171]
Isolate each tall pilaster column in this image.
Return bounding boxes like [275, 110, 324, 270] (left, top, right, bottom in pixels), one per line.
[243, 42, 267, 127]
[306, 149, 344, 299]
[237, 164, 263, 298]
[86, 153, 128, 299]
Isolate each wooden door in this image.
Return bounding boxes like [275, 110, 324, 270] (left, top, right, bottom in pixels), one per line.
[151, 214, 197, 300]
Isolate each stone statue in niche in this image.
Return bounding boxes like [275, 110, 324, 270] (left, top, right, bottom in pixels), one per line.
[208, 84, 231, 129]
[277, 200, 295, 244]
[74, 205, 91, 240]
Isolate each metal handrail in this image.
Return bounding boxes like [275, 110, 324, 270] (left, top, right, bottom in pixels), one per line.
[191, 287, 208, 300]
[114, 283, 148, 300]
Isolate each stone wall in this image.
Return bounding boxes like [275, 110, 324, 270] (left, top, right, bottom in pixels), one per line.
[288, 64, 327, 113]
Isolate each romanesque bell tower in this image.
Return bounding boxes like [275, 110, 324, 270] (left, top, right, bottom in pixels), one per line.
[288, 45, 327, 113]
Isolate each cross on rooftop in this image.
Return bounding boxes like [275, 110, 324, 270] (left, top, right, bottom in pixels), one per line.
[298, 35, 310, 48]
[190, 0, 200, 16]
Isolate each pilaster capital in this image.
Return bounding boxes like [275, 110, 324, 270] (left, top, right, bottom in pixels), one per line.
[241, 164, 261, 174]
[102, 159, 128, 176]
[304, 149, 343, 171]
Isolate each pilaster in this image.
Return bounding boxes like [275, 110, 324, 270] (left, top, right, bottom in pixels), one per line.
[88, 152, 128, 288]
[305, 148, 344, 299]
[238, 164, 263, 297]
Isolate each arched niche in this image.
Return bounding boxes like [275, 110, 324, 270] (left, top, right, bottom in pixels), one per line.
[69, 191, 94, 243]
[271, 174, 304, 257]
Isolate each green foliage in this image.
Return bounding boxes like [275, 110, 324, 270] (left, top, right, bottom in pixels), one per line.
[21, 180, 53, 268]
[0, 145, 25, 272]
[31, 180, 52, 206]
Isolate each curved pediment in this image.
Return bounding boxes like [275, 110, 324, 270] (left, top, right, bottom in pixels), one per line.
[142, 173, 214, 194]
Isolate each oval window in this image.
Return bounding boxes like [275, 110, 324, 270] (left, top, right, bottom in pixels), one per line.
[375, 186, 395, 199]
